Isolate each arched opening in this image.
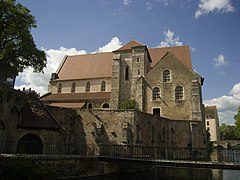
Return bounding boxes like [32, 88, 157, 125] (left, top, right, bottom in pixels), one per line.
[102, 103, 110, 108]
[71, 82, 76, 93]
[175, 86, 183, 100]
[125, 66, 129, 81]
[57, 83, 62, 93]
[17, 134, 43, 154]
[86, 81, 90, 92]
[163, 70, 171, 82]
[87, 103, 93, 109]
[101, 81, 106, 91]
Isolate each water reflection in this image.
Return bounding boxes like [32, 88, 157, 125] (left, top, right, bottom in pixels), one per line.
[80, 167, 240, 180]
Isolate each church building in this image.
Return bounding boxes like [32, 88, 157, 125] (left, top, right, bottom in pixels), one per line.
[41, 40, 204, 122]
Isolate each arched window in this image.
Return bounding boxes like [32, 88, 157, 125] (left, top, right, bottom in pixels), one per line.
[57, 83, 62, 94]
[101, 81, 106, 92]
[175, 86, 183, 100]
[87, 103, 93, 109]
[125, 66, 129, 81]
[102, 103, 110, 108]
[71, 82, 76, 93]
[163, 70, 171, 82]
[152, 87, 160, 101]
[86, 81, 90, 92]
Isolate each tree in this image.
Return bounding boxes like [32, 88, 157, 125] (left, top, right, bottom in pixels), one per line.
[0, 0, 46, 78]
[234, 106, 240, 139]
[219, 123, 237, 140]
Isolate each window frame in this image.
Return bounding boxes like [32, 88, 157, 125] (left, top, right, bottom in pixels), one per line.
[152, 87, 160, 101]
[101, 81, 106, 92]
[175, 86, 183, 101]
[86, 81, 90, 92]
[163, 69, 171, 83]
[71, 82, 76, 93]
[57, 83, 62, 94]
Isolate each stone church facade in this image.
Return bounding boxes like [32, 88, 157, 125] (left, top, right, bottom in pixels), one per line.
[0, 40, 207, 155]
[41, 40, 204, 122]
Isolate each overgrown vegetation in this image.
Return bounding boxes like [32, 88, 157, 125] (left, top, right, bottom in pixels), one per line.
[119, 99, 138, 110]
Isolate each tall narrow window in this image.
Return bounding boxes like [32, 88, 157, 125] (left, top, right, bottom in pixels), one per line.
[57, 83, 62, 94]
[101, 81, 106, 92]
[125, 66, 129, 81]
[86, 81, 90, 92]
[175, 86, 183, 100]
[71, 82, 76, 93]
[152, 87, 160, 101]
[163, 70, 171, 82]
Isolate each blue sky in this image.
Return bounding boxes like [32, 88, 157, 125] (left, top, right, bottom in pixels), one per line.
[15, 0, 240, 124]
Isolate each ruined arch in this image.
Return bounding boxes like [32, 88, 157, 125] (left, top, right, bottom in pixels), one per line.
[16, 134, 43, 154]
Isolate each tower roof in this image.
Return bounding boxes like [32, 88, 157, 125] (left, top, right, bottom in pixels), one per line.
[115, 40, 144, 51]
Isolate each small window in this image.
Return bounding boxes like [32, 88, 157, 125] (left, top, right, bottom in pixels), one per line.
[102, 103, 110, 108]
[152, 87, 160, 101]
[136, 57, 140, 62]
[86, 81, 90, 92]
[138, 69, 140, 76]
[71, 82, 76, 93]
[125, 66, 129, 81]
[153, 108, 160, 116]
[163, 70, 171, 82]
[206, 121, 209, 126]
[87, 103, 92, 109]
[57, 83, 62, 94]
[101, 81, 106, 92]
[207, 127, 210, 131]
[175, 86, 183, 100]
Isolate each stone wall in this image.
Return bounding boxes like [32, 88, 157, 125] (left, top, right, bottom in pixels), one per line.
[145, 52, 203, 121]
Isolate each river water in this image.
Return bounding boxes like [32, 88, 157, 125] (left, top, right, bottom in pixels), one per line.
[80, 167, 240, 180]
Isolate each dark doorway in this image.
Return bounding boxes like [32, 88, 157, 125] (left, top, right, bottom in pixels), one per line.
[153, 108, 160, 116]
[17, 134, 43, 154]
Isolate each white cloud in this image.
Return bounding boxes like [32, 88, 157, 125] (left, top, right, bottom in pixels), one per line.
[146, 2, 153, 11]
[15, 37, 123, 95]
[204, 82, 240, 124]
[213, 54, 227, 67]
[123, 0, 131, 6]
[156, 0, 169, 6]
[195, 0, 235, 18]
[15, 48, 86, 95]
[95, 37, 122, 53]
[158, 29, 184, 47]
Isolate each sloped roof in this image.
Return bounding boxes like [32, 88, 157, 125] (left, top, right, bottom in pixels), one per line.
[18, 94, 63, 130]
[149, 46, 192, 68]
[115, 40, 144, 51]
[57, 52, 113, 80]
[55, 41, 192, 81]
[40, 92, 111, 102]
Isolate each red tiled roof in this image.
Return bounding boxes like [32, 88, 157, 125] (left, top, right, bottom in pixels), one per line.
[54, 41, 192, 81]
[149, 46, 192, 68]
[115, 40, 144, 51]
[40, 92, 111, 102]
[57, 52, 113, 80]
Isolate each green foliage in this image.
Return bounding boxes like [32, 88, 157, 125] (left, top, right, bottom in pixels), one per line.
[234, 106, 240, 139]
[119, 99, 138, 110]
[219, 123, 238, 140]
[0, 0, 46, 77]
